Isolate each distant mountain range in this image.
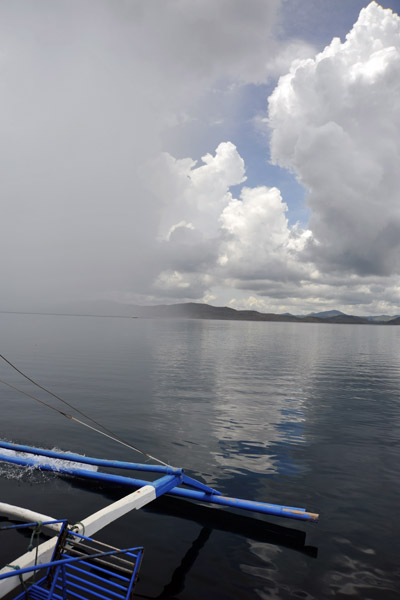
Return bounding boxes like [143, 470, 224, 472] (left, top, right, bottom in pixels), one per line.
[2, 302, 399, 324]
[128, 303, 400, 325]
[306, 310, 399, 322]
[307, 310, 345, 318]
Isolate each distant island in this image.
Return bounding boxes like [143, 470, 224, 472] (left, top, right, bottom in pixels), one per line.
[2, 303, 400, 324]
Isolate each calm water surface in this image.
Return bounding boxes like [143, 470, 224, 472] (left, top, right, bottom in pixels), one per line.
[1, 314, 399, 599]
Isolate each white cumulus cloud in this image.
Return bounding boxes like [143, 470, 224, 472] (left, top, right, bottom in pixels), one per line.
[144, 2, 400, 315]
[145, 144, 312, 300]
[269, 1, 400, 277]
[219, 186, 311, 282]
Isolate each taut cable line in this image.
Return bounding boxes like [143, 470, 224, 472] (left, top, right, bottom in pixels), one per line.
[0, 354, 169, 467]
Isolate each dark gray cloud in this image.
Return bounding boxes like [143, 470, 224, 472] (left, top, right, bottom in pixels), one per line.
[1, 0, 303, 310]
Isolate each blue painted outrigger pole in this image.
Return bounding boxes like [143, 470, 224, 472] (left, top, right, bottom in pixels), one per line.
[0, 441, 319, 522]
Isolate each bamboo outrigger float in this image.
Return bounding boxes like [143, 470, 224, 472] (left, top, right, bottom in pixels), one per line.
[0, 441, 319, 522]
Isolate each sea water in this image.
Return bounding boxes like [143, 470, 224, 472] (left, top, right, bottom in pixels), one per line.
[1, 313, 399, 599]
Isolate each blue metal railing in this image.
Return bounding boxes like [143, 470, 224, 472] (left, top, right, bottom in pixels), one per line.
[1, 521, 143, 600]
[0, 519, 68, 532]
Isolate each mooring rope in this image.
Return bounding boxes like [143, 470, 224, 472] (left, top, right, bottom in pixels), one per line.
[28, 521, 42, 582]
[0, 354, 169, 467]
[4, 564, 26, 590]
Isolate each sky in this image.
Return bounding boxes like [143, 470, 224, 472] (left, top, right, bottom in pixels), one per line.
[1, 0, 400, 316]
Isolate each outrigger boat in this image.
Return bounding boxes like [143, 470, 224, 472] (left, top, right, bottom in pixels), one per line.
[0, 355, 319, 599]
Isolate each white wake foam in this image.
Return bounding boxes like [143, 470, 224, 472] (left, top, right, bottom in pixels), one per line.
[0, 446, 99, 479]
